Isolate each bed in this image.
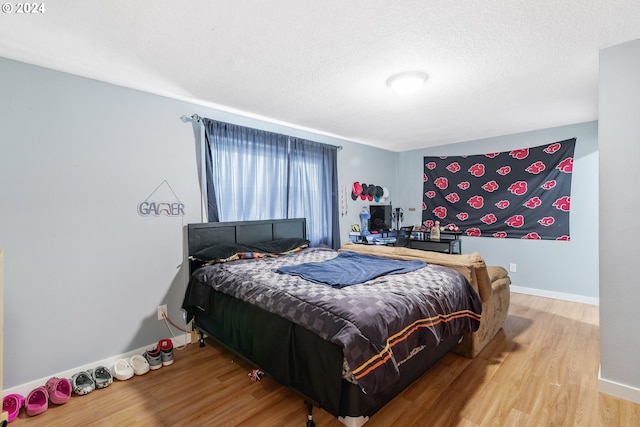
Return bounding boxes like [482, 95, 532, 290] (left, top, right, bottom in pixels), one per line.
[181, 218, 483, 427]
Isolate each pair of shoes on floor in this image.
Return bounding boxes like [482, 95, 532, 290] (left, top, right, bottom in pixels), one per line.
[143, 338, 174, 370]
[72, 365, 113, 392]
[2, 377, 73, 421]
[113, 353, 152, 380]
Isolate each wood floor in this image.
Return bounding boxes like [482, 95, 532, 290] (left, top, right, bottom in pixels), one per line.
[10, 293, 640, 426]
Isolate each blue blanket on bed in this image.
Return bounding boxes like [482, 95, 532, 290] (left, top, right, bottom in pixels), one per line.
[274, 251, 426, 287]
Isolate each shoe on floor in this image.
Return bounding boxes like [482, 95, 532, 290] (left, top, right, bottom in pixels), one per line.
[90, 366, 113, 388]
[143, 346, 162, 370]
[26, 387, 48, 417]
[113, 359, 134, 381]
[130, 354, 150, 375]
[158, 338, 174, 366]
[45, 377, 72, 405]
[71, 371, 95, 396]
[2, 393, 24, 422]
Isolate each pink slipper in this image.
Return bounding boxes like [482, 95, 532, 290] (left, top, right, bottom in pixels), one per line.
[2, 393, 24, 422]
[26, 386, 48, 416]
[45, 377, 72, 405]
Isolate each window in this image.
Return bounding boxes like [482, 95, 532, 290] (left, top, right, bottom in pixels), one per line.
[202, 119, 340, 248]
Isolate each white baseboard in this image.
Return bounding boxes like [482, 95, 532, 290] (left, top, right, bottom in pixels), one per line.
[510, 285, 599, 306]
[598, 366, 640, 404]
[3, 334, 192, 398]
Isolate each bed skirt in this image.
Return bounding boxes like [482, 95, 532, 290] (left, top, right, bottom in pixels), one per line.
[192, 288, 461, 420]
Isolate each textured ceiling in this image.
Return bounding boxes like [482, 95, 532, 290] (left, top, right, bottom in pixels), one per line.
[2, 1, 640, 151]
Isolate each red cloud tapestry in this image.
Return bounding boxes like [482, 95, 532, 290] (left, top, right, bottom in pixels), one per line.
[422, 138, 576, 240]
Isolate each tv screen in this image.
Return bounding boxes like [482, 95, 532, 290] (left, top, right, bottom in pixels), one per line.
[369, 205, 392, 232]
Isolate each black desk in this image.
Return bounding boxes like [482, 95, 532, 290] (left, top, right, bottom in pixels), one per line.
[409, 232, 461, 254]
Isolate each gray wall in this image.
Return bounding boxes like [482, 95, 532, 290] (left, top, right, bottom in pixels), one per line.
[0, 58, 201, 388]
[599, 39, 640, 396]
[337, 144, 398, 242]
[396, 122, 599, 301]
[0, 57, 384, 389]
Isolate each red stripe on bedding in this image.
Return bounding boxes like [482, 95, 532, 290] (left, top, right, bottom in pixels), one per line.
[352, 309, 481, 380]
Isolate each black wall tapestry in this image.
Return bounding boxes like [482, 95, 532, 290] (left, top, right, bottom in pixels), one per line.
[422, 138, 576, 240]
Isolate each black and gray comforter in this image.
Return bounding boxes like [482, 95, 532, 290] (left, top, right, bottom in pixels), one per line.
[183, 247, 482, 395]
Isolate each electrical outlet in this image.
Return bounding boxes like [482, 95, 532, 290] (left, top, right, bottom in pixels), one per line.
[509, 263, 517, 273]
[157, 304, 167, 320]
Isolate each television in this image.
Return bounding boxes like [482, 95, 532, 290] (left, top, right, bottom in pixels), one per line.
[369, 205, 392, 232]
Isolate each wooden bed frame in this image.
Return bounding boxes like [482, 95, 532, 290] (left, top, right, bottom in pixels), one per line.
[184, 219, 462, 427]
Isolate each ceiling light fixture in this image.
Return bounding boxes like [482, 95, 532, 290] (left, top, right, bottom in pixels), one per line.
[386, 71, 429, 93]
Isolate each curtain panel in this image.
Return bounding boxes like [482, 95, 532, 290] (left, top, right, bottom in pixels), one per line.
[422, 138, 576, 240]
[288, 137, 340, 248]
[202, 119, 340, 248]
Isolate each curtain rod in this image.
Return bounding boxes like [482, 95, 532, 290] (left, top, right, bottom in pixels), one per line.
[181, 113, 342, 150]
[180, 114, 201, 123]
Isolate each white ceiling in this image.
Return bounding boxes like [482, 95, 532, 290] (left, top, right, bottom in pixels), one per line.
[2, 1, 640, 152]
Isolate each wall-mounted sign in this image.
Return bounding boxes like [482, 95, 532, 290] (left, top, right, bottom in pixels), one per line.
[138, 180, 185, 217]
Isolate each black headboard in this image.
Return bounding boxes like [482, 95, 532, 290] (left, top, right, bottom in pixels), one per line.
[187, 218, 307, 273]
